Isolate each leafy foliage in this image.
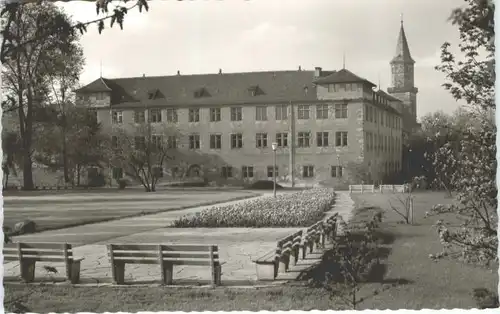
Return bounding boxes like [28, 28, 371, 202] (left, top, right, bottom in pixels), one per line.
[322, 217, 381, 309]
[173, 188, 336, 228]
[0, 0, 150, 63]
[1, 2, 85, 190]
[427, 0, 497, 267]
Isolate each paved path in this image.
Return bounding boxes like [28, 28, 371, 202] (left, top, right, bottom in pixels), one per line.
[4, 191, 356, 286]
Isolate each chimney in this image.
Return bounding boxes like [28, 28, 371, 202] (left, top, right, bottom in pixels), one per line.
[142, 73, 146, 78]
[219, 68, 222, 75]
[177, 70, 180, 76]
[314, 67, 322, 77]
[298, 65, 302, 71]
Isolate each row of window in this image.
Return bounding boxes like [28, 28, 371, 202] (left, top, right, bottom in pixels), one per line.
[111, 165, 344, 180]
[365, 104, 401, 129]
[365, 132, 401, 154]
[327, 83, 363, 93]
[113, 131, 350, 150]
[110, 104, 349, 124]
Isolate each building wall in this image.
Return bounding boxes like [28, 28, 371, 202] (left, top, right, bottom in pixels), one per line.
[86, 85, 402, 185]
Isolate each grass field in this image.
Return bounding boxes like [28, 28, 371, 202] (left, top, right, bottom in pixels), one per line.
[3, 190, 257, 233]
[4, 191, 498, 311]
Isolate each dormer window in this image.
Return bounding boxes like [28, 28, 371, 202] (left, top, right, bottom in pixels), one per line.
[194, 87, 210, 98]
[248, 85, 263, 96]
[147, 89, 163, 100]
[148, 90, 157, 100]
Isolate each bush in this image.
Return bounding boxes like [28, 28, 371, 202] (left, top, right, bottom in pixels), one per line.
[88, 172, 106, 187]
[173, 188, 335, 228]
[248, 180, 284, 190]
[117, 178, 128, 190]
[169, 181, 208, 187]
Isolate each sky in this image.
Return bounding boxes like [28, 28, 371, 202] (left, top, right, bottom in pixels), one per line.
[58, 0, 466, 118]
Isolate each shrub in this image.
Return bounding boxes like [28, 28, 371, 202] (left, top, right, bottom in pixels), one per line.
[248, 180, 284, 190]
[117, 178, 128, 190]
[173, 188, 335, 228]
[88, 172, 106, 187]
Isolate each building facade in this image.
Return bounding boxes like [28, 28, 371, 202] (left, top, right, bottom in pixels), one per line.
[76, 22, 417, 186]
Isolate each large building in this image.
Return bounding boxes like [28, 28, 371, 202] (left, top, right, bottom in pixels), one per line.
[76, 21, 417, 186]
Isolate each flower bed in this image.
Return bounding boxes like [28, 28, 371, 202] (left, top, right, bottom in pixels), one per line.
[172, 188, 336, 228]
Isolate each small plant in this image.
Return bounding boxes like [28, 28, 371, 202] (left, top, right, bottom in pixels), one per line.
[387, 193, 414, 224]
[472, 288, 499, 309]
[323, 219, 380, 309]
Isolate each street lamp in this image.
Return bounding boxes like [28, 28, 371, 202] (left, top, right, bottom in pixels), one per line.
[271, 142, 278, 198]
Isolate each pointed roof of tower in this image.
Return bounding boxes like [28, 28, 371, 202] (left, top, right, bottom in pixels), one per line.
[391, 19, 414, 64]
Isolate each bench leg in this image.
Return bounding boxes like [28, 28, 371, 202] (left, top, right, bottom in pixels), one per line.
[69, 261, 82, 284]
[20, 260, 36, 283]
[162, 263, 173, 285]
[309, 241, 314, 253]
[321, 232, 326, 248]
[292, 247, 299, 265]
[278, 254, 290, 273]
[112, 261, 125, 285]
[300, 245, 306, 259]
[212, 264, 222, 286]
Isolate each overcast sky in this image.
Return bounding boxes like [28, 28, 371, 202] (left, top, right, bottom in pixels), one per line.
[58, 0, 466, 118]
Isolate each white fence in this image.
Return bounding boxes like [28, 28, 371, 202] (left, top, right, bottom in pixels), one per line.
[348, 185, 375, 193]
[379, 184, 407, 193]
[349, 184, 407, 194]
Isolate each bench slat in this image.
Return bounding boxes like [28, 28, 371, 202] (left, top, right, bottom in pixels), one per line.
[20, 250, 70, 257]
[19, 256, 78, 263]
[112, 257, 218, 266]
[109, 252, 218, 259]
[110, 244, 218, 252]
[19, 243, 70, 250]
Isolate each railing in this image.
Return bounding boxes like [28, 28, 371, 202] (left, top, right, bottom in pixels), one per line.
[349, 184, 407, 194]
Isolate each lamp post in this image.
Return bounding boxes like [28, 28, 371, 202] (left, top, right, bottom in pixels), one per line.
[272, 142, 278, 198]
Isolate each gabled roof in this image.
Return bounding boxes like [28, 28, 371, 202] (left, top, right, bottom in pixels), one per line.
[75, 77, 112, 93]
[313, 69, 376, 87]
[391, 21, 415, 64]
[77, 70, 320, 106]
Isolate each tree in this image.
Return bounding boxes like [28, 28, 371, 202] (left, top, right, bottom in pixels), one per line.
[428, 0, 497, 267]
[111, 124, 178, 192]
[31, 41, 86, 184]
[1, 3, 82, 190]
[1, 0, 150, 63]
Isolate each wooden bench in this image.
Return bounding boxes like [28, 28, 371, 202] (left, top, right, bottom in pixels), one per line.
[300, 221, 323, 259]
[253, 230, 303, 281]
[107, 244, 224, 286]
[3, 242, 84, 284]
[322, 213, 339, 246]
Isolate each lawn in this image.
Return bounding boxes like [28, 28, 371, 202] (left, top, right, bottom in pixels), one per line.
[347, 191, 498, 309]
[3, 190, 258, 233]
[3, 285, 343, 312]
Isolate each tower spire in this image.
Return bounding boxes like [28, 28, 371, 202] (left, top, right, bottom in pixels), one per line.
[391, 15, 414, 64]
[100, 59, 103, 78]
[342, 51, 346, 69]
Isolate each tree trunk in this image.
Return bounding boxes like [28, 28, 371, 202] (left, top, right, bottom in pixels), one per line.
[76, 164, 81, 186]
[3, 169, 9, 189]
[22, 149, 34, 190]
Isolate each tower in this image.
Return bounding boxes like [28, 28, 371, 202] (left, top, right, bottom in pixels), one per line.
[387, 17, 418, 132]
